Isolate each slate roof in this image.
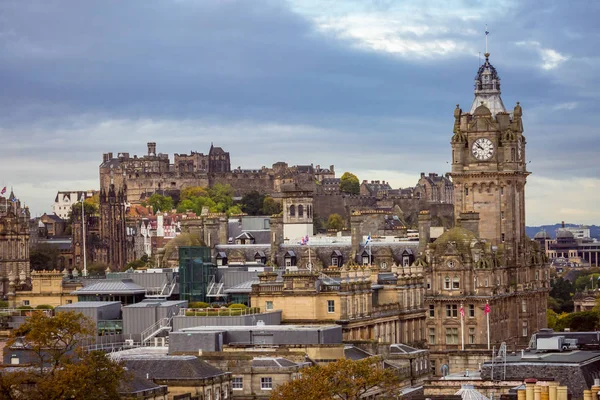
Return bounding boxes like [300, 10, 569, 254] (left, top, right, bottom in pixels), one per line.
[331, 250, 342, 257]
[389, 344, 423, 354]
[455, 385, 490, 400]
[251, 357, 300, 368]
[119, 369, 167, 396]
[73, 279, 146, 295]
[236, 232, 254, 240]
[124, 356, 227, 380]
[344, 345, 373, 361]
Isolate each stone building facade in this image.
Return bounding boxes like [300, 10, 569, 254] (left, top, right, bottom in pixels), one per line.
[414, 173, 453, 204]
[424, 52, 549, 376]
[0, 191, 31, 297]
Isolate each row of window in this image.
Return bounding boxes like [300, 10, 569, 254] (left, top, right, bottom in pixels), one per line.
[266, 300, 336, 313]
[428, 322, 529, 345]
[289, 205, 312, 218]
[464, 187, 505, 196]
[232, 377, 272, 391]
[429, 304, 475, 318]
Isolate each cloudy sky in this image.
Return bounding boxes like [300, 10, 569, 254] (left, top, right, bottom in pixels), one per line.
[0, 0, 598, 225]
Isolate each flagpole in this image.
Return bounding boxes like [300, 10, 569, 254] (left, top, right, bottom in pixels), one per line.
[461, 303, 465, 351]
[308, 239, 312, 272]
[369, 232, 372, 265]
[81, 196, 88, 277]
[486, 301, 491, 350]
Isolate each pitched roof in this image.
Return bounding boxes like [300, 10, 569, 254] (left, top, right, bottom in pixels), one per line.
[251, 357, 301, 368]
[124, 356, 227, 380]
[73, 279, 146, 295]
[344, 345, 373, 361]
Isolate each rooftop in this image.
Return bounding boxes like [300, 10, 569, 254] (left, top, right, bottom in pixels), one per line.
[56, 301, 121, 309]
[72, 279, 146, 295]
[180, 324, 340, 333]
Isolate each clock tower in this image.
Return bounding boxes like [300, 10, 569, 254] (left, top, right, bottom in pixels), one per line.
[450, 52, 527, 265]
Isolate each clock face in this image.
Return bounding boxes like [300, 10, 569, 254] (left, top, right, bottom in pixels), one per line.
[472, 138, 494, 161]
[447, 260, 456, 269]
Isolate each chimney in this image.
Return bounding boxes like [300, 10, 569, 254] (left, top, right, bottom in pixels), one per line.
[561, 221, 565, 228]
[458, 212, 480, 237]
[420, 173, 425, 178]
[418, 210, 431, 254]
[103, 153, 109, 163]
[108, 152, 113, 159]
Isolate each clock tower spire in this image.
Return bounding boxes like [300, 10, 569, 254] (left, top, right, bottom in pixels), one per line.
[450, 54, 528, 265]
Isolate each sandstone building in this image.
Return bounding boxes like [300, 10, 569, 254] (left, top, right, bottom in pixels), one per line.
[0, 191, 31, 297]
[423, 52, 549, 375]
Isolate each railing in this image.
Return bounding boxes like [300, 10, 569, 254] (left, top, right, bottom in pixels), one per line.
[140, 317, 172, 344]
[179, 307, 261, 317]
[0, 308, 53, 317]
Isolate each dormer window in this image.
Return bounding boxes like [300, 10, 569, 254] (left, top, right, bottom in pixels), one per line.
[330, 250, 343, 267]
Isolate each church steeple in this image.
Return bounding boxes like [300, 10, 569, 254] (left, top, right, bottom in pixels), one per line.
[469, 52, 506, 116]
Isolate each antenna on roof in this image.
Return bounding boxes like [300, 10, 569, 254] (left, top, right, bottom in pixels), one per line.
[485, 25, 489, 55]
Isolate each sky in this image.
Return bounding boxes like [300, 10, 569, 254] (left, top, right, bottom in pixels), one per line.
[0, 0, 598, 226]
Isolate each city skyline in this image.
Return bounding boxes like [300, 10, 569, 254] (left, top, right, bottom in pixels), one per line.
[0, 0, 598, 225]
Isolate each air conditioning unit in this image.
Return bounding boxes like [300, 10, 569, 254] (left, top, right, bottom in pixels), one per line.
[125, 339, 134, 346]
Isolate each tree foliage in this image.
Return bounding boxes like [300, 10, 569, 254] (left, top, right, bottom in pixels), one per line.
[554, 310, 600, 332]
[241, 191, 265, 215]
[339, 172, 360, 194]
[0, 311, 127, 400]
[263, 196, 282, 215]
[180, 186, 209, 201]
[269, 357, 400, 400]
[549, 276, 575, 313]
[147, 193, 174, 214]
[30, 244, 61, 271]
[176, 184, 240, 216]
[327, 213, 345, 231]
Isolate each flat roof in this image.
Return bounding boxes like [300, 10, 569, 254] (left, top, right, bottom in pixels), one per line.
[56, 301, 121, 309]
[179, 324, 340, 333]
[484, 350, 600, 365]
[124, 300, 187, 308]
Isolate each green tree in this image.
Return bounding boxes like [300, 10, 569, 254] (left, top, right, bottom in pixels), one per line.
[147, 193, 174, 214]
[339, 172, 360, 194]
[241, 191, 265, 215]
[180, 186, 209, 201]
[0, 311, 126, 400]
[207, 184, 234, 212]
[30, 244, 60, 271]
[327, 213, 345, 231]
[262, 196, 281, 215]
[555, 310, 600, 332]
[270, 357, 400, 400]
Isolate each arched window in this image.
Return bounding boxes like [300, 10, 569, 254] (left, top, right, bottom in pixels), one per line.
[289, 205, 295, 217]
[453, 276, 460, 289]
[298, 205, 304, 217]
[444, 276, 451, 289]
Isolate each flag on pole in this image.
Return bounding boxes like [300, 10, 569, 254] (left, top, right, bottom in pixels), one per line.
[0, 187, 5, 195]
[484, 303, 491, 314]
[460, 305, 465, 318]
[300, 237, 305, 245]
[304, 235, 309, 244]
[365, 235, 371, 245]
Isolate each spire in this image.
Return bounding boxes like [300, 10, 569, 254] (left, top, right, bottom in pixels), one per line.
[469, 27, 506, 116]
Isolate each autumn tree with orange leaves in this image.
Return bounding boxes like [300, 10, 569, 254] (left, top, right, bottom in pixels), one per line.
[270, 357, 400, 400]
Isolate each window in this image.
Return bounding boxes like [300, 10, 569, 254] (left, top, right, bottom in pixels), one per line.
[500, 187, 504, 195]
[380, 262, 387, 270]
[427, 280, 431, 289]
[261, 377, 273, 390]
[469, 327, 475, 344]
[331, 257, 338, 267]
[465, 187, 469, 196]
[485, 279, 489, 287]
[285, 258, 292, 267]
[232, 377, 243, 390]
[206, 389, 212, 400]
[501, 211, 505, 220]
[265, 301, 273, 311]
[429, 328, 436, 344]
[362, 256, 370, 265]
[66, 300, 73, 304]
[431, 360, 436, 374]
[521, 300, 527, 312]
[403, 256, 410, 267]
[452, 276, 460, 290]
[446, 328, 458, 344]
[298, 205, 304, 217]
[22, 300, 30, 306]
[501, 233, 505, 242]
[446, 304, 458, 318]
[429, 304, 435, 317]
[522, 321, 528, 337]
[444, 276, 451, 289]
[468, 304, 475, 318]
[327, 300, 335, 313]
[289, 205, 295, 217]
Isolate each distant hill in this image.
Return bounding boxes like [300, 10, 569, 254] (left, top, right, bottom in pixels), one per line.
[526, 224, 600, 240]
